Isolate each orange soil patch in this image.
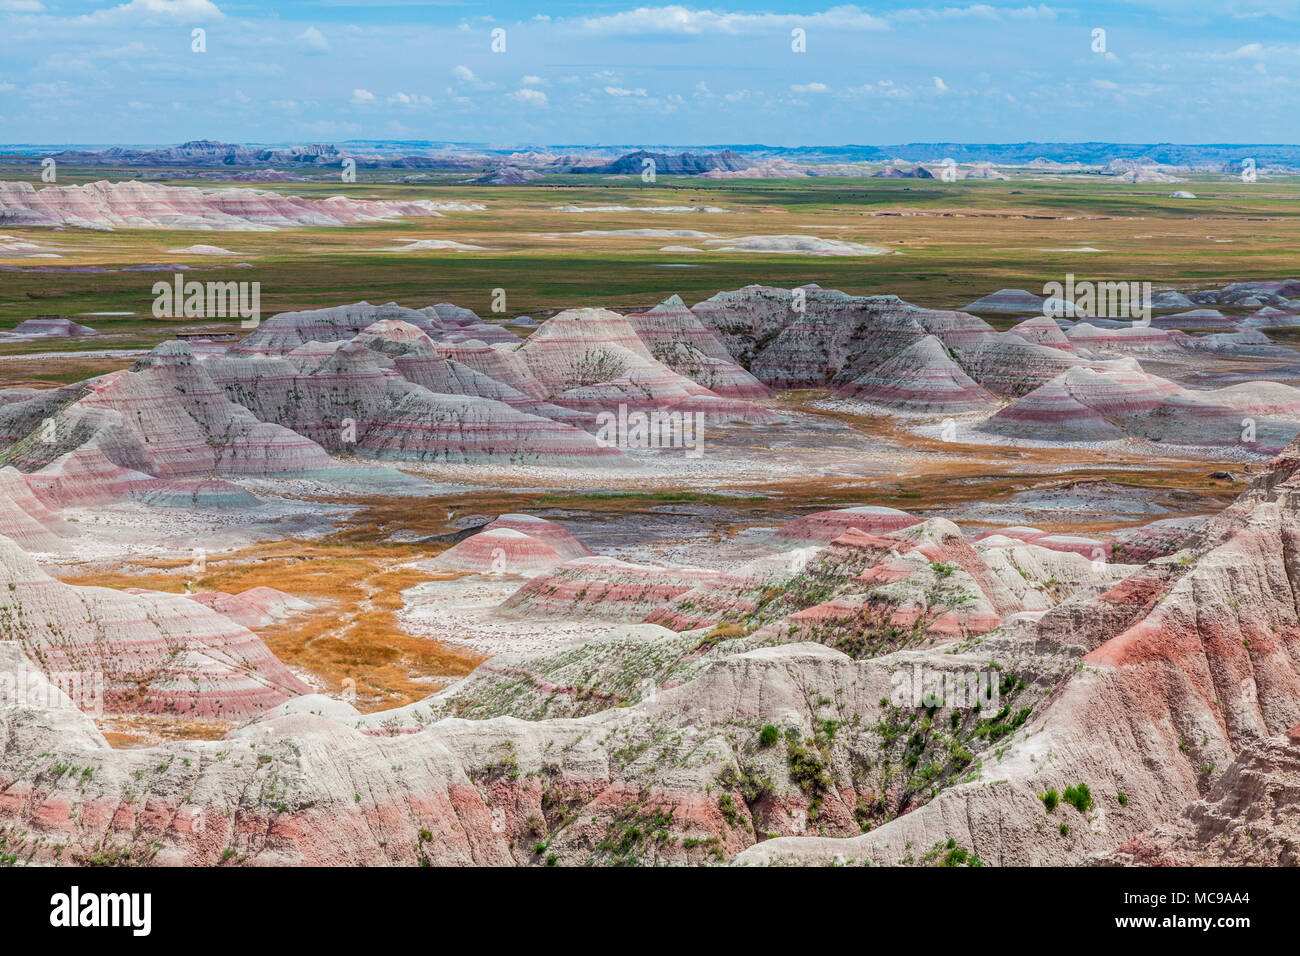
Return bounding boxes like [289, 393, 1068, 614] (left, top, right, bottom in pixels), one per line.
[61, 533, 484, 717]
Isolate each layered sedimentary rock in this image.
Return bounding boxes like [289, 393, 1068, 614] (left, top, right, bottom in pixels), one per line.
[21, 446, 254, 509]
[435, 528, 568, 574]
[480, 514, 593, 560]
[513, 308, 777, 423]
[0, 467, 69, 551]
[0, 535, 308, 718]
[5, 318, 96, 338]
[623, 296, 770, 398]
[0, 343, 337, 477]
[429, 304, 519, 345]
[949, 333, 1088, 397]
[1151, 309, 1239, 330]
[738, 437, 1300, 865]
[690, 284, 1087, 398]
[962, 289, 1047, 312]
[979, 360, 1300, 450]
[1007, 316, 1075, 351]
[776, 505, 921, 543]
[502, 557, 728, 622]
[184, 587, 313, 629]
[1062, 322, 1184, 353]
[834, 335, 997, 412]
[207, 340, 621, 464]
[233, 302, 442, 354]
[0, 181, 453, 231]
[1108, 515, 1210, 563]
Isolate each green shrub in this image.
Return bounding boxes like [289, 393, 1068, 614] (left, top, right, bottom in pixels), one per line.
[759, 724, 779, 747]
[1040, 788, 1059, 813]
[1062, 783, 1093, 813]
[1116, 792, 1128, 807]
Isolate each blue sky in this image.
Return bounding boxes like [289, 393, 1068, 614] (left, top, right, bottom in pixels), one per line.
[0, 0, 1297, 146]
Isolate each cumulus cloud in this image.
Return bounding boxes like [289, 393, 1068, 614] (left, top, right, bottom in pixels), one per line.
[298, 26, 329, 53]
[78, 0, 224, 24]
[791, 82, 828, 93]
[452, 65, 477, 82]
[576, 4, 887, 35]
[604, 86, 647, 96]
[932, 75, 948, 92]
[350, 88, 376, 104]
[388, 91, 432, 106]
[508, 88, 548, 106]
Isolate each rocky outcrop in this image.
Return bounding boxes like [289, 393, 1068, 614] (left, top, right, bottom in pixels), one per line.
[834, 335, 997, 412]
[623, 296, 770, 398]
[776, 506, 920, 543]
[0, 536, 308, 719]
[207, 340, 621, 464]
[435, 528, 569, 574]
[979, 360, 1300, 450]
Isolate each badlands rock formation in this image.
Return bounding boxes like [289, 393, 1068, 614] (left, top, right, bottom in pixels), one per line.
[0, 181, 460, 231]
[691, 284, 1091, 398]
[979, 360, 1300, 450]
[0, 536, 307, 719]
[4, 433, 1300, 866]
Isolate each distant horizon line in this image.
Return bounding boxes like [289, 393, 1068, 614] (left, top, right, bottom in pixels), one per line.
[3, 140, 1300, 151]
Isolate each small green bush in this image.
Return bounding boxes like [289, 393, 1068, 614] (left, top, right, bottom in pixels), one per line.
[1040, 789, 1059, 813]
[1062, 783, 1093, 813]
[759, 724, 779, 748]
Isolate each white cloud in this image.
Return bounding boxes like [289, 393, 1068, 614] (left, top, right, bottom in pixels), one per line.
[576, 4, 887, 35]
[890, 3, 1057, 21]
[791, 82, 828, 93]
[350, 88, 376, 104]
[0, 1, 45, 11]
[932, 75, 948, 92]
[522, 75, 544, 85]
[452, 65, 477, 82]
[508, 87, 547, 106]
[298, 26, 330, 53]
[78, 0, 224, 24]
[604, 86, 647, 96]
[388, 91, 432, 106]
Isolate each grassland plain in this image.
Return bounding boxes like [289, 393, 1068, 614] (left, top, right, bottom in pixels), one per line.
[3, 169, 1300, 362]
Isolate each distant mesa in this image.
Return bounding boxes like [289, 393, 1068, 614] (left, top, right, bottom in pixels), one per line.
[2, 316, 96, 339]
[471, 166, 543, 185]
[573, 149, 751, 176]
[872, 165, 935, 179]
[962, 288, 1045, 312]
